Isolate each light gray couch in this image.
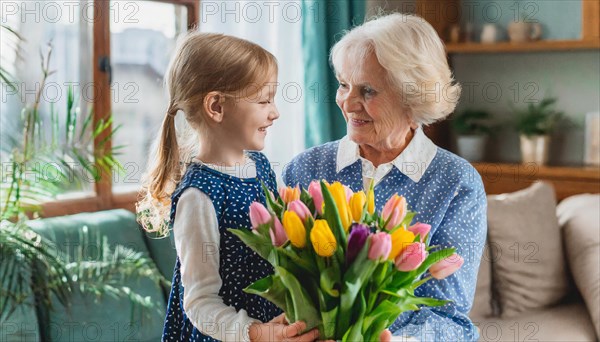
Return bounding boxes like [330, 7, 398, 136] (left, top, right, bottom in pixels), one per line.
[471, 183, 599, 341]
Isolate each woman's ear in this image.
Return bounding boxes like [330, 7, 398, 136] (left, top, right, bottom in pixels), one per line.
[203, 92, 225, 123]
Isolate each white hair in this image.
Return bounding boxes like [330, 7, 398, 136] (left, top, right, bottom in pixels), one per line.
[330, 13, 461, 125]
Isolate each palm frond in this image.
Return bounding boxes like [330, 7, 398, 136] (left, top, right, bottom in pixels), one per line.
[64, 233, 169, 321]
[1, 221, 73, 323]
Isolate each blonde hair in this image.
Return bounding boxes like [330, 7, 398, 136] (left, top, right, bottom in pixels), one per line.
[330, 13, 461, 125]
[137, 32, 277, 236]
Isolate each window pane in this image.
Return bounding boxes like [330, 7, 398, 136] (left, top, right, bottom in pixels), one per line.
[110, 1, 188, 193]
[1, 0, 95, 201]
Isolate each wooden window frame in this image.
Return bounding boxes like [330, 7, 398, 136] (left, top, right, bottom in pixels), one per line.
[41, 0, 198, 217]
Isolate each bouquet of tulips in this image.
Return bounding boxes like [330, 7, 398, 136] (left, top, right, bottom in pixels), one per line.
[228, 181, 463, 341]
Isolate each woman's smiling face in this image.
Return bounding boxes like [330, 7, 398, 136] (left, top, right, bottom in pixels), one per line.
[335, 52, 415, 152]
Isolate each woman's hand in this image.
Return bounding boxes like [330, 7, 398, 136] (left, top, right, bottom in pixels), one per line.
[380, 329, 392, 342]
[249, 314, 320, 342]
[319, 329, 392, 342]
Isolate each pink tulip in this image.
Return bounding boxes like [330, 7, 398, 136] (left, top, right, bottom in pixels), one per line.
[269, 216, 288, 247]
[249, 202, 271, 230]
[288, 200, 312, 221]
[382, 195, 407, 230]
[368, 232, 392, 261]
[408, 223, 431, 242]
[429, 253, 464, 280]
[308, 181, 324, 215]
[395, 242, 427, 271]
[344, 185, 353, 202]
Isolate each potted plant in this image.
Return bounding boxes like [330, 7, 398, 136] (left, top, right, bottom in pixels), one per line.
[451, 109, 492, 162]
[514, 97, 563, 165]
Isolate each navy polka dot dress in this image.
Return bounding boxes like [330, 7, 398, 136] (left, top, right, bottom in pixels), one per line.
[163, 151, 282, 341]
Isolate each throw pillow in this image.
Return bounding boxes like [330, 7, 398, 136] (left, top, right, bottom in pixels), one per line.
[487, 181, 570, 318]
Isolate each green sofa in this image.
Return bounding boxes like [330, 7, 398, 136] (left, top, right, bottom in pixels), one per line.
[2, 209, 177, 342]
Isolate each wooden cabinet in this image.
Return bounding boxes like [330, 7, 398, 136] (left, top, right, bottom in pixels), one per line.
[416, 0, 600, 196]
[473, 163, 600, 200]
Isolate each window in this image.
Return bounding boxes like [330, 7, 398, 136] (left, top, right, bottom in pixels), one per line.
[109, 1, 190, 193]
[0, 0, 198, 216]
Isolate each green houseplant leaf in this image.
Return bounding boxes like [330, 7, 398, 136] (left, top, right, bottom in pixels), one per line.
[513, 97, 564, 137]
[451, 109, 493, 136]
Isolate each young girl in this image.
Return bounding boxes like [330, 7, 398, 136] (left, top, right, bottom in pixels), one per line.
[137, 32, 319, 342]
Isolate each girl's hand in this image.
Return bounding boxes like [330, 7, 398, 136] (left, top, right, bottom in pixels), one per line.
[249, 314, 320, 342]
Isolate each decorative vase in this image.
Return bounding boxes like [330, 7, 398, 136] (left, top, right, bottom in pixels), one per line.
[508, 21, 542, 43]
[457, 135, 488, 162]
[481, 24, 498, 44]
[520, 134, 550, 165]
[449, 24, 461, 43]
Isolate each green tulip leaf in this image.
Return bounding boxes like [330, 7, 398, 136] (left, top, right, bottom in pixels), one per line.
[320, 181, 347, 258]
[317, 287, 338, 339]
[300, 188, 316, 215]
[255, 222, 271, 237]
[244, 275, 289, 313]
[337, 239, 378, 335]
[261, 182, 284, 218]
[342, 291, 366, 342]
[277, 245, 318, 277]
[362, 300, 403, 342]
[276, 266, 321, 332]
[320, 265, 341, 298]
[414, 248, 456, 279]
[227, 228, 276, 265]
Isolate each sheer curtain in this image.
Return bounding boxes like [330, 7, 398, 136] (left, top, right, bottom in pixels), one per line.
[198, 1, 305, 185]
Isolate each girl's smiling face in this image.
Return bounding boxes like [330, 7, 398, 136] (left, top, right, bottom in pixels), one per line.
[222, 72, 280, 151]
[335, 52, 415, 152]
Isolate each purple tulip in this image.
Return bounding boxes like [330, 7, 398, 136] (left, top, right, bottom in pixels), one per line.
[269, 216, 288, 247]
[288, 200, 312, 221]
[368, 232, 392, 261]
[408, 223, 431, 242]
[395, 242, 427, 271]
[347, 224, 370, 264]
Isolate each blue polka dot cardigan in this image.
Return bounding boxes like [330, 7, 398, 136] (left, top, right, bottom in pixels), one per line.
[282, 131, 487, 341]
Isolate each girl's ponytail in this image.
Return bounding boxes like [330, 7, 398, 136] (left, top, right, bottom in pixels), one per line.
[136, 104, 183, 236]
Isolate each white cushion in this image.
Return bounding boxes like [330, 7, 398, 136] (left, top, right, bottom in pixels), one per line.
[557, 194, 600, 339]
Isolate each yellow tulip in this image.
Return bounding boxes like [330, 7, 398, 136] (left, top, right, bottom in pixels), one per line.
[310, 220, 337, 257]
[366, 185, 375, 215]
[349, 191, 366, 222]
[282, 211, 306, 248]
[328, 182, 352, 231]
[388, 228, 416, 261]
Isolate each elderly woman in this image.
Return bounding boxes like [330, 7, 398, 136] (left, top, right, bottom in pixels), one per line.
[283, 13, 486, 341]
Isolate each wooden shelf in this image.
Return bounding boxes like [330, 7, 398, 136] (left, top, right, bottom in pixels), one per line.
[472, 163, 600, 200]
[446, 39, 600, 54]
